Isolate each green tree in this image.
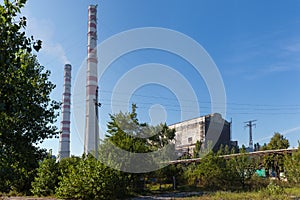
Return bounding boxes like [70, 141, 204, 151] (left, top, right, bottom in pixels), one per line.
[261, 143, 268, 151]
[184, 153, 229, 190]
[99, 104, 176, 192]
[193, 140, 202, 158]
[227, 150, 257, 189]
[217, 144, 225, 155]
[31, 158, 59, 196]
[0, 0, 59, 193]
[148, 123, 175, 151]
[100, 105, 152, 172]
[264, 133, 289, 180]
[30, 156, 81, 197]
[57, 156, 81, 178]
[267, 132, 289, 150]
[224, 144, 230, 155]
[56, 155, 127, 200]
[284, 143, 300, 184]
[216, 144, 231, 155]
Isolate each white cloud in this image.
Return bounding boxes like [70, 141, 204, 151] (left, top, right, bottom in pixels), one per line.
[23, 11, 70, 65]
[42, 41, 70, 65]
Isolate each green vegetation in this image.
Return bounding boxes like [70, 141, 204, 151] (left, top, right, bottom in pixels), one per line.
[175, 185, 300, 200]
[56, 155, 127, 200]
[1, 1, 300, 199]
[0, 0, 59, 194]
[29, 105, 177, 199]
[30, 106, 263, 198]
[31, 156, 59, 196]
[284, 143, 300, 184]
[263, 132, 290, 180]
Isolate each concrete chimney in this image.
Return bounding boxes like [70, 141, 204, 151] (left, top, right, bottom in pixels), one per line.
[84, 5, 99, 158]
[59, 64, 72, 160]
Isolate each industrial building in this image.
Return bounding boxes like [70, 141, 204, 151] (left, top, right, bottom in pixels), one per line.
[169, 113, 237, 156]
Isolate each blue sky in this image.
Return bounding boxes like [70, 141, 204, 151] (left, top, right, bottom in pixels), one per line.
[21, 0, 300, 156]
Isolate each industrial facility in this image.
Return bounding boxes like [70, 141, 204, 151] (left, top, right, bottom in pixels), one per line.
[58, 5, 240, 159]
[58, 5, 100, 159]
[169, 113, 237, 156]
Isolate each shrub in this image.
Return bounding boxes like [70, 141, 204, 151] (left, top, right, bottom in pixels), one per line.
[247, 174, 270, 191]
[259, 181, 287, 199]
[284, 145, 300, 184]
[56, 155, 127, 199]
[31, 158, 59, 196]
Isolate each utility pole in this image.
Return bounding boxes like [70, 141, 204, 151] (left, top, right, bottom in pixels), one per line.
[94, 86, 101, 159]
[244, 120, 257, 150]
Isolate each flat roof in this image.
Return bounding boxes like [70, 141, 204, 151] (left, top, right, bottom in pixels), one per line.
[168, 113, 225, 126]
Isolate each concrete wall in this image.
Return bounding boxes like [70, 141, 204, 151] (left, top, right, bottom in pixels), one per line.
[169, 113, 231, 156]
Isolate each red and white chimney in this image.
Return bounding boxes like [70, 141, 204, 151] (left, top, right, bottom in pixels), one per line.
[84, 5, 99, 158]
[59, 64, 72, 160]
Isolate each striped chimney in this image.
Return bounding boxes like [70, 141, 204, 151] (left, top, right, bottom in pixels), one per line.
[84, 5, 99, 158]
[59, 64, 72, 160]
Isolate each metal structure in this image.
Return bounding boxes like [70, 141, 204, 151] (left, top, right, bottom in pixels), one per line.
[244, 120, 257, 150]
[84, 5, 99, 158]
[58, 64, 72, 160]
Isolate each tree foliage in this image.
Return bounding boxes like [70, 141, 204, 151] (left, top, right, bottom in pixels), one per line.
[31, 157, 59, 196]
[99, 104, 176, 191]
[263, 133, 289, 180]
[267, 132, 289, 150]
[103, 104, 175, 153]
[56, 155, 127, 200]
[284, 143, 300, 184]
[0, 0, 59, 193]
[193, 140, 202, 158]
[184, 147, 259, 190]
[184, 153, 228, 190]
[227, 150, 257, 189]
[30, 156, 81, 197]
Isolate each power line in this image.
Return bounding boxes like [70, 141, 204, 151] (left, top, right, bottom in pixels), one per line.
[70, 98, 300, 115]
[98, 89, 300, 108]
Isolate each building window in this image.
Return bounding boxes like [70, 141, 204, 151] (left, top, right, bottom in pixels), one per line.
[188, 137, 192, 143]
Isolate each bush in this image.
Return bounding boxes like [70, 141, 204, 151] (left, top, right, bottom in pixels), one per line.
[55, 155, 128, 199]
[246, 174, 270, 191]
[259, 181, 287, 199]
[284, 146, 300, 184]
[183, 154, 233, 190]
[31, 158, 59, 196]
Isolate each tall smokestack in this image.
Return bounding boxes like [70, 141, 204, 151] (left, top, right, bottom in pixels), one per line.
[84, 5, 99, 158]
[59, 64, 72, 160]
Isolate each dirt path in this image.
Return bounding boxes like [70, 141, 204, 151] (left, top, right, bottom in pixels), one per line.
[2, 192, 204, 200]
[2, 197, 57, 200]
[130, 191, 204, 199]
